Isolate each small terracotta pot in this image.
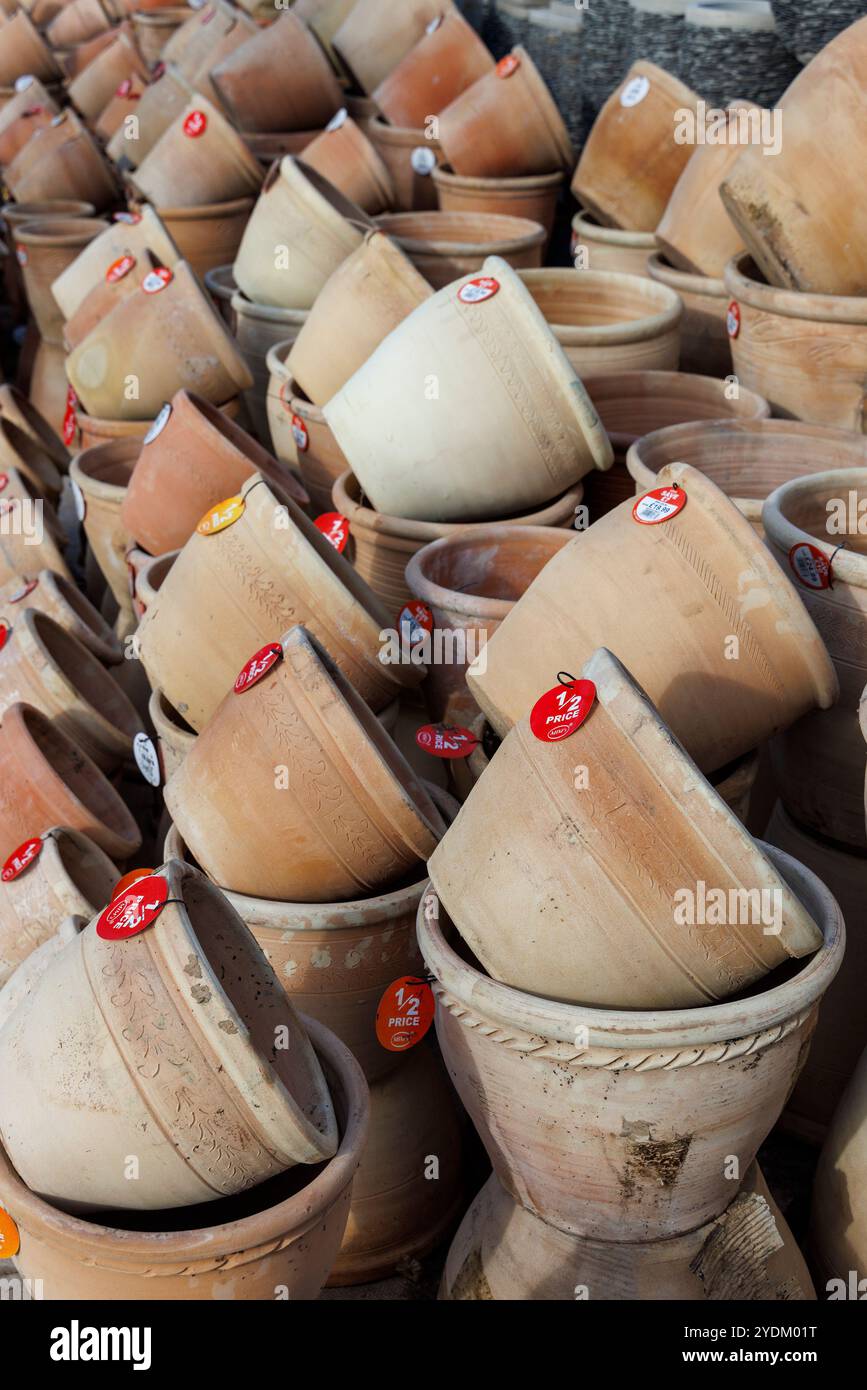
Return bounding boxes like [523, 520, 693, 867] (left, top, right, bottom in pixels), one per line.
[164, 625, 446, 900]
[137, 473, 424, 730]
[333, 0, 450, 95]
[68, 437, 138, 616]
[129, 92, 263, 207]
[0, 859, 339, 1211]
[572, 60, 699, 232]
[233, 157, 373, 311]
[57, 25, 119, 80]
[66, 24, 149, 123]
[518, 267, 682, 374]
[811, 1038, 867, 1289]
[366, 116, 444, 212]
[131, 7, 193, 67]
[0, 702, 141, 860]
[74, 394, 242, 452]
[0, 416, 63, 504]
[93, 72, 148, 143]
[373, 8, 494, 129]
[0, 468, 70, 585]
[175, 7, 258, 114]
[229, 292, 308, 442]
[46, 0, 113, 47]
[323, 256, 613, 523]
[0, 10, 62, 86]
[438, 45, 573, 180]
[244, 128, 321, 165]
[434, 164, 562, 239]
[107, 64, 192, 168]
[374, 209, 545, 289]
[294, 0, 355, 72]
[210, 10, 342, 135]
[0, 79, 60, 166]
[148, 683, 194, 779]
[570, 210, 653, 278]
[0, 569, 121, 664]
[648, 252, 731, 378]
[120, 388, 308, 556]
[132, 547, 175, 617]
[300, 112, 395, 216]
[0, 384, 68, 473]
[13, 216, 109, 346]
[287, 229, 433, 408]
[420, 840, 843, 1240]
[4, 111, 118, 210]
[265, 351, 348, 516]
[51, 205, 179, 324]
[62, 247, 174, 351]
[469, 462, 839, 774]
[155, 196, 254, 279]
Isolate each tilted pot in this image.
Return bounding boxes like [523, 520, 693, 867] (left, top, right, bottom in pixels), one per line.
[164, 625, 446, 900]
[154, 196, 254, 279]
[243, 129, 321, 165]
[93, 73, 148, 144]
[66, 24, 150, 122]
[131, 7, 192, 68]
[174, 7, 258, 114]
[468, 462, 838, 773]
[129, 92, 263, 207]
[68, 438, 139, 616]
[229, 293, 309, 443]
[570, 211, 656, 278]
[55, 24, 119, 78]
[0, 79, 60, 166]
[0, 569, 121, 664]
[51, 205, 180, 324]
[517, 267, 682, 374]
[294, 0, 355, 71]
[372, 8, 494, 129]
[148, 684, 194, 780]
[61, 248, 173, 352]
[300, 112, 395, 216]
[374, 209, 546, 289]
[210, 10, 343, 135]
[0, 469, 70, 586]
[204, 263, 237, 327]
[811, 1035, 867, 1288]
[0, 416, 63, 505]
[333, 0, 453, 95]
[647, 252, 731, 378]
[0, 10, 62, 86]
[0, 916, 87, 1036]
[106, 63, 192, 168]
[366, 116, 444, 213]
[434, 165, 563, 239]
[323, 257, 613, 524]
[74, 396, 243, 453]
[265, 350, 348, 516]
[46, 0, 113, 47]
[4, 112, 118, 210]
[13, 216, 109, 346]
[0, 385, 68, 474]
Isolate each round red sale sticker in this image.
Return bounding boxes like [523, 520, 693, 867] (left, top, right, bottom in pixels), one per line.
[726, 300, 741, 339]
[111, 867, 156, 901]
[458, 276, 500, 305]
[530, 678, 596, 743]
[398, 600, 433, 634]
[497, 53, 520, 78]
[96, 873, 169, 940]
[8, 578, 38, 603]
[106, 254, 136, 283]
[788, 542, 832, 591]
[376, 976, 435, 1052]
[142, 267, 172, 294]
[291, 413, 309, 451]
[235, 641, 283, 694]
[183, 109, 207, 138]
[632, 484, 687, 525]
[0, 620, 10, 652]
[314, 512, 350, 553]
[415, 723, 479, 758]
[1, 837, 42, 883]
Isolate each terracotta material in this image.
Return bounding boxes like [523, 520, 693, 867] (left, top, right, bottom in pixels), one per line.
[137, 473, 424, 730]
[4, 112, 118, 210]
[93, 72, 148, 143]
[210, 11, 342, 135]
[0, 1013, 367, 1299]
[288, 230, 433, 408]
[132, 547, 175, 618]
[0, 468, 70, 585]
[419, 839, 843, 1239]
[0, 826, 116, 986]
[51, 205, 179, 324]
[366, 116, 444, 212]
[131, 7, 193, 67]
[0, 569, 122, 664]
[203, 262, 236, 326]
[130, 93, 263, 207]
[0, 11, 62, 86]
[438, 45, 572, 180]
[66, 24, 149, 122]
[148, 684, 194, 780]
[324, 257, 613, 523]
[0, 703, 141, 859]
[301, 113, 395, 216]
[333, 0, 453, 95]
[74, 395, 243, 452]
[434, 165, 562, 239]
[0, 384, 68, 473]
[244, 129, 321, 165]
[468, 462, 838, 772]
[229, 293, 308, 443]
[233, 157, 373, 311]
[68, 438, 138, 618]
[372, 9, 494, 130]
[107, 64, 192, 168]
[62, 248, 173, 352]
[13, 217, 109, 346]
[265, 351, 349, 517]
[517, 267, 681, 374]
[0, 416, 62, 504]
[26, 341, 71, 437]
[121, 388, 308, 556]
[725, 253, 867, 430]
[647, 252, 730, 377]
[175, 8, 258, 113]
[0, 916, 86, 1036]
[164, 625, 445, 900]
[46, 0, 113, 47]
[374, 209, 546, 289]
[155, 196, 254, 280]
[294, 0, 355, 71]
[0, 79, 60, 165]
[56, 26, 119, 80]
[811, 1038, 867, 1288]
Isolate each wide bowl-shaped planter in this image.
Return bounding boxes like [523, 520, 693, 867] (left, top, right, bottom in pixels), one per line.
[265, 351, 348, 516]
[154, 196, 254, 280]
[366, 116, 444, 213]
[129, 92, 264, 207]
[0, 416, 63, 505]
[811, 1038, 867, 1288]
[656, 102, 757, 278]
[51, 205, 180, 324]
[210, 10, 342, 134]
[0, 470, 70, 586]
[13, 217, 109, 345]
[300, 112, 395, 216]
[647, 252, 731, 377]
[0, 570, 121, 665]
[468, 462, 838, 773]
[724, 253, 867, 430]
[420, 838, 843, 1240]
[68, 438, 139, 616]
[229, 293, 309, 443]
[332, 0, 449, 95]
[164, 625, 446, 900]
[372, 8, 494, 129]
[517, 267, 682, 374]
[434, 165, 563, 239]
[323, 256, 613, 523]
[374, 209, 546, 289]
[570, 210, 656, 278]
[0, 384, 68, 474]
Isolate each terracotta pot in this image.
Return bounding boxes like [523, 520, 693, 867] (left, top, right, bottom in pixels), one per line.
[333, 0, 453, 95]
[443, 1166, 814, 1300]
[0, 384, 68, 473]
[131, 7, 193, 67]
[366, 116, 444, 212]
[0, 826, 116, 987]
[373, 9, 494, 129]
[0, 1013, 367, 1299]
[106, 64, 192, 168]
[210, 11, 342, 135]
[294, 0, 355, 73]
[46, 0, 113, 47]
[244, 128, 321, 165]
[569, 210, 654, 278]
[0, 568, 121, 664]
[62, 246, 175, 352]
[176, 8, 258, 114]
[433, 164, 562, 239]
[374, 209, 545, 289]
[438, 45, 572, 180]
[763, 468, 867, 850]
[68, 438, 138, 617]
[229, 293, 308, 443]
[148, 683, 194, 779]
[129, 93, 263, 207]
[419, 838, 843, 1240]
[0, 416, 62, 504]
[155, 196, 254, 279]
[67, 260, 253, 420]
[0, 11, 62, 86]
[66, 25, 150, 122]
[164, 625, 445, 899]
[132, 547, 175, 617]
[74, 394, 242, 451]
[725, 253, 867, 430]
[323, 256, 613, 523]
[203, 261, 236, 326]
[162, 0, 239, 76]
[120, 388, 308, 556]
[468, 462, 838, 773]
[265, 351, 349, 516]
[300, 112, 395, 216]
[0, 915, 86, 1035]
[0, 702, 141, 859]
[93, 72, 148, 143]
[287, 230, 432, 408]
[138, 473, 424, 729]
[51, 205, 179, 324]
[647, 251, 731, 377]
[0, 79, 60, 165]
[517, 267, 681, 374]
[0, 468, 70, 585]
[233, 157, 373, 311]
[4, 112, 119, 210]
[811, 1038, 867, 1288]
[13, 217, 109, 346]
[57, 25, 120, 81]
[0, 859, 340, 1211]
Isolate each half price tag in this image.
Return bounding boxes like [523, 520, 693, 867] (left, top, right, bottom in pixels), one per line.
[111, 867, 156, 900]
[632, 484, 686, 525]
[530, 678, 596, 743]
[197, 494, 245, 535]
[0, 473, 7, 493]
[96, 873, 169, 940]
[1, 837, 42, 883]
[106, 253, 136, 283]
[314, 512, 349, 553]
[376, 976, 435, 1052]
[415, 723, 478, 758]
[497, 53, 520, 78]
[142, 267, 172, 294]
[458, 276, 499, 305]
[789, 542, 833, 591]
[398, 599, 433, 635]
[235, 641, 283, 693]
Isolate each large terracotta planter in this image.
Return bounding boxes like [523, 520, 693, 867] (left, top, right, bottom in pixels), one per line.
[265, 350, 349, 515]
[324, 257, 613, 524]
[366, 116, 444, 212]
[468, 462, 838, 773]
[0, 703, 141, 860]
[232, 157, 373, 311]
[374, 209, 546, 289]
[725, 253, 867, 430]
[333, 0, 452, 95]
[438, 45, 572, 180]
[46, 0, 113, 47]
[4, 113, 118, 210]
[300, 113, 395, 216]
[68, 437, 138, 617]
[131, 7, 192, 67]
[210, 10, 342, 134]
[107, 64, 192, 168]
[0, 825, 116, 987]
[229, 293, 308, 442]
[434, 165, 562, 239]
[0, 79, 60, 165]
[372, 8, 494, 129]
[136, 471, 422, 729]
[129, 93, 263, 207]
[155, 196, 254, 279]
[66, 24, 149, 122]
[419, 839, 843, 1240]
[50, 205, 180, 324]
[0, 569, 121, 664]
[0, 384, 68, 474]
[0, 11, 62, 86]
[572, 61, 699, 232]
[517, 267, 681, 374]
[0, 860, 340, 1211]
[647, 252, 730, 377]
[0, 1013, 367, 1300]
[656, 102, 757, 278]
[164, 625, 445, 899]
[811, 1039, 867, 1288]
[0, 416, 62, 504]
[287, 229, 433, 408]
[93, 72, 148, 144]
[0, 469, 70, 585]
[13, 217, 109, 346]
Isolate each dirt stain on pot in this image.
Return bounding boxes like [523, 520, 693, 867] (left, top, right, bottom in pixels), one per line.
[620, 1119, 692, 1200]
[190, 983, 211, 1004]
[183, 953, 203, 978]
[448, 1248, 494, 1301]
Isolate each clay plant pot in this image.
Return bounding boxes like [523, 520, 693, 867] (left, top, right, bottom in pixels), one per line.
[811, 1040, 867, 1289]
[648, 252, 731, 378]
[74, 394, 242, 452]
[656, 102, 758, 279]
[0, 1013, 368, 1299]
[229, 293, 308, 443]
[294, 0, 355, 72]
[0, 917, 88, 1038]
[175, 8, 259, 114]
[63, 250, 174, 351]
[333, 0, 453, 95]
[66, 25, 150, 123]
[131, 7, 193, 67]
[132, 547, 175, 617]
[0, 79, 60, 165]
[0, 468, 70, 585]
[137, 474, 424, 730]
[129, 93, 263, 207]
[66, 260, 253, 420]
[265, 351, 348, 516]
[0, 859, 340, 1211]
[148, 683, 193, 780]
[517, 267, 682, 374]
[433, 165, 563, 239]
[0, 608, 139, 771]
[0, 703, 141, 859]
[438, 45, 573, 180]
[46, 0, 113, 47]
[419, 837, 843, 1240]
[323, 256, 613, 524]
[0, 416, 63, 504]
[68, 437, 138, 617]
[431, 647, 823, 1009]
[244, 129, 322, 165]
[300, 112, 395, 216]
[107, 64, 192, 168]
[724, 253, 867, 430]
[287, 229, 433, 408]
[210, 11, 343, 135]
[232, 157, 373, 311]
[468, 462, 838, 774]
[372, 9, 494, 129]
[51, 204, 179, 324]
[93, 72, 148, 143]
[570, 210, 655, 278]
[154, 196, 254, 279]
[374, 209, 546, 289]
[0, 826, 116, 987]
[0, 384, 69, 473]
[57, 26, 121, 81]
[203, 262, 237, 326]
[120, 388, 309, 556]
[405, 523, 574, 725]
[763, 469, 867, 850]
[164, 625, 446, 900]
[366, 116, 444, 212]
[13, 217, 109, 346]
[4, 112, 119, 211]
[0, 569, 121, 664]
[0, 11, 62, 86]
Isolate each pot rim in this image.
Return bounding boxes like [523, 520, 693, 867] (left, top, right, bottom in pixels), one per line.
[518, 266, 683, 346]
[724, 252, 867, 325]
[1, 200, 95, 225]
[148, 194, 256, 218]
[35, 567, 122, 662]
[0, 383, 70, 466]
[648, 251, 726, 299]
[435, 164, 564, 194]
[148, 682, 194, 747]
[230, 289, 309, 327]
[376, 209, 547, 257]
[405, 523, 574, 622]
[369, 112, 442, 149]
[762, 467, 867, 589]
[12, 217, 107, 246]
[70, 437, 140, 496]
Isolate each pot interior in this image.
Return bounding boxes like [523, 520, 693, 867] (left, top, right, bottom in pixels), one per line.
[55, 828, 113, 905]
[418, 530, 569, 604]
[637, 427, 867, 503]
[20, 704, 131, 830]
[156, 688, 196, 736]
[776, 478, 867, 558]
[76, 439, 140, 487]
[584, 372, 758, 436]
[49, 572, 117, 646]
[30, 611, 139, 738]
[379, 210, 539, 248]
[521, 272, 671, 328]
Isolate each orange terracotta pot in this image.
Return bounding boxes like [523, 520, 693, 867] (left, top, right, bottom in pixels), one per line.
[68, 437, 139, 622]
[92, 71, 147, 142]
[243, 128, 321, 165]
[0, 79, 60, 166]
[300, 111, 395, 216]
[46, 0, 114, 47]
[0, 11, 63, 86]
[570, 209, 658, 278]
[129, 94, 263, 206]
[366, 115, 444, 212]
[13, 216, 109, 345]
[647, 252, 731, 378]
[433, 164, 562, 238]
[372, 8, 494, 129]
[0, 568, 122, 664]
[27, 339, 69, 441]
[0, 384, 68, 474]
[154, 196, 254, 279]
[265, 349, 348, 517]
[57, 25, 120, 81]
[62, 248, 176, 352]
[210, 10, 343, 135]
[106, 63, 192, 168]
[4, 112, 119, 210]
[174, 7, 258, 113]
[131, 7, 193, 67]
[374, 209, 546, 289]
[333, 0, 453, 95]
[73, 394, 242, 451]
[0, 415, 62, 505]
[0, 467, 70, 585]
[66, 23, 149, 123]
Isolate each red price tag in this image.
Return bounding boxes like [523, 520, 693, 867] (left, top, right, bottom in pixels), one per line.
[458, 276, 500, 305]
[1, 837, 42, 882]
[115, 78, 133, 98]
[8, 578, 38, 603]
[632, 484, 687, 525]
[0, 621, 10, 652]
[530, 678, 596, 743]
[415, 723, 479, 758]
[142, 267, 172, 294]
[106, 254, 135, 283]
[111, 867, 155, 900]
[788, 542, 832, 591]
[726, 300, 741, 338]
[183, 109, 207, 138]
[497, 53, 520, 78]
[96, 873, 169, 940]
[114, 211, 142, 224]
[397, 600, 433, 634]
[376, 976, 435, 1052]
[314, 512, 349, 553]
[235, 641, 283, 693]
[63, 387, 78, 447]
[0, 1208, 19, 1259]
